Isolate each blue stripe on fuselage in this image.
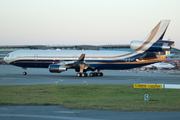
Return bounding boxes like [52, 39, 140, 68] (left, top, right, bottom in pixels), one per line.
[9, 52, 147, 69]
[10, 60, 152, 70]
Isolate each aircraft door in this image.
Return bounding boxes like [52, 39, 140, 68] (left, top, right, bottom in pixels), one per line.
[34, 54, 38, 61]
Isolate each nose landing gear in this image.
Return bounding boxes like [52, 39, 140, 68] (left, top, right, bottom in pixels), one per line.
[22, 68, 27, 75]
[23, 72, 27, 75]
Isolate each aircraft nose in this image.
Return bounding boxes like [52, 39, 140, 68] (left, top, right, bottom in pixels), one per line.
[4, 56, 10, 64]
[3, 57, 7, 63]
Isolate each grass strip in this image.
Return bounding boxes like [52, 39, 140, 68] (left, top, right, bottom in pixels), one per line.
[0, 84, 180, 111]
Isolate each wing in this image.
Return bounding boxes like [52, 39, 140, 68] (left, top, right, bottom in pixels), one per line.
[60, 54, 93, 72]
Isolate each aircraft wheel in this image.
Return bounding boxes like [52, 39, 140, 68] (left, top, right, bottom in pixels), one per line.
[94, 73, 98, 76]
[84, 73, 88, 77]
[81, 73, 85, 77]
[23, 72, 27, 75]
[89, 73, 94, 77]
[98, 72, 103, 76]
[97, 73, 100, 76]
[81, 73, 88, 77]
[100, 72, 103, 76]
[76, 73, 82, 77]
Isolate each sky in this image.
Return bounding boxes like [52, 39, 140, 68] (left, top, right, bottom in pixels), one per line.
[0, 0, 180, 48]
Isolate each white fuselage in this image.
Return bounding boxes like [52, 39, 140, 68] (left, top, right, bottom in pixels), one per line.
[4, 50, 133, 63]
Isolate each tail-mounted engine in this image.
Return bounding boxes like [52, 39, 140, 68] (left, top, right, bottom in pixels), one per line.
[130, 20, 174, 53]
[48, 64, 67, 73]
[130, 40, 173, 52]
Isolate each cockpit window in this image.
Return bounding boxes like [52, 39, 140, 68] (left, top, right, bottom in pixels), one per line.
[6, 54, 9, 57]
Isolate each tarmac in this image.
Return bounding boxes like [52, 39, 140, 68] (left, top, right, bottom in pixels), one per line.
[0, 106, 180, 120]
[0, 65, 180, 120]
[0, 65, 180, 85]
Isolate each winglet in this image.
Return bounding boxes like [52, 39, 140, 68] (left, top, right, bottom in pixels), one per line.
[78, 54, 85, 62]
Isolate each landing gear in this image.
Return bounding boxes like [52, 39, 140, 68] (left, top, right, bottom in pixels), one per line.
[89, 72, 103, 77]
[22, 68, 27, 75]
[89, 72, 94, 77]
[89, 70, 103, 77]
[76, 61, 103, 77]
[82, 73, 88, 77]
[23, 72, 27, 75]
[76, 72, 88, 77]
[98, 72, 103, 76]
[76, 73, 81, 77]
[76, 63, 89, 77]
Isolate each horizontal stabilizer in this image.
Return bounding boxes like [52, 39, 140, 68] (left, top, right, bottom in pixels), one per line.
[156, 40, 174, 46]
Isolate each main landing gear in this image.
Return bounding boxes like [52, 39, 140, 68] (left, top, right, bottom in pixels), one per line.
[76, 70, 103, 77]
[89, 71, 103, 77]
[76, 72, 88, 77]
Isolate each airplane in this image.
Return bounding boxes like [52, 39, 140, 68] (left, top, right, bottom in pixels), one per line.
[3, 20, 174, 77]
[143, 62, 175, 70]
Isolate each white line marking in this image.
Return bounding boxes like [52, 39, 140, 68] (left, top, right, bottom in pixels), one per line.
[0, 114, 105, 120]
[54, 111, 79, 113]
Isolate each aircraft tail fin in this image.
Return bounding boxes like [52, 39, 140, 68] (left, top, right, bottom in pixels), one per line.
[143, 20, 170, 43]
[130, 20, 174, 53]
